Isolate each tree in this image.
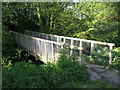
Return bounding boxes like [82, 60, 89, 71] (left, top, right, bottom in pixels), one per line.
[2, 2, 119, 46]
[73, 2, 119, 46]
[2, 2, 39, 32]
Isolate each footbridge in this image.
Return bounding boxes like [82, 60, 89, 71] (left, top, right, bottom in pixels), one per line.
[12, 30, 115, 66]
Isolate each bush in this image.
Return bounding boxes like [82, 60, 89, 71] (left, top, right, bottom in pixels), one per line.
[110, 47, 120, 71]
[2, 49, 89, 88]
[55, 49, 89, 82]
[2, 61, 62, 88]
[2, 26, 18, 57]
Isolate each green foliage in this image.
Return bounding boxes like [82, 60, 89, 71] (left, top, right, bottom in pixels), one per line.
[2, 49, 89, 88]
[82, 46, 120, 71]
[3, 2, 119, 46]
[2, 61, 62, 88]
[2, 57, 13, 70]
[73, 2, 119, 46]
[2, 26, 18, 57]
[2, 2, 39, 32]
[91, 47, 109, 66]
[82, 45, 109, 66]
[74, 3, 116, 32]
[56, 49, 89, 82]
[90, 46, 120, 71]
[3, 60, 116, 88]
[13, 48, 30, 62]
[110, 47, 120, 71]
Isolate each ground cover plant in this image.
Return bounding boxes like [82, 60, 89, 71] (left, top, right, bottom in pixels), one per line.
[2, 49, 117, 88]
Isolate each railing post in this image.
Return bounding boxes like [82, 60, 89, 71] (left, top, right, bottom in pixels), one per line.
[51, 43, 54, 60]
[109, 45, 113, 65]
[56, 37, 59, 54]
[44, 41, 47, 62]
[90, 42, 94, 63]
[70, 40, 73, 55]
[79, 40, 82, 63]
[62, 38, 66, 49]
[57, 37, 59, 42]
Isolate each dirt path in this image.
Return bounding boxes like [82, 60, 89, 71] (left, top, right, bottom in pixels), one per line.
[81, 60, 120, 88]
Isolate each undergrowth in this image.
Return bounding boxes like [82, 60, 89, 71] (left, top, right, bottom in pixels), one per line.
[2, 49, 89, 88]
[2, 49, 117, 88]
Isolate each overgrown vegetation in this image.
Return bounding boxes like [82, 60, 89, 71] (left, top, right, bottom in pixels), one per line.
[2, 49, 116, 88]
[2, 26, 18, 57]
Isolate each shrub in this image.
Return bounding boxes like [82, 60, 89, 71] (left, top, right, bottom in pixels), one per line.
[55, 49, 89, 82]
[2, 26, 18, 57]
[110, 47, 120, 71]
[2, 61, 62, 88]
[2, 48, 89, 88]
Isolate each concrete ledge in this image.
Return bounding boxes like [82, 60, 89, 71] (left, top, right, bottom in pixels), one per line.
[81, 60, 120, 88]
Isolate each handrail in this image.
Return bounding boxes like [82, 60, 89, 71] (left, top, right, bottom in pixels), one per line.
[24, 30, 115, 66]
[12, 31, 65, 63]
[25, 30, 115, 46]
[11, 31, 64, 46]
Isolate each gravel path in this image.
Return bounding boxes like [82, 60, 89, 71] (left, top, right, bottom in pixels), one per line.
[81, 60, 120, 88]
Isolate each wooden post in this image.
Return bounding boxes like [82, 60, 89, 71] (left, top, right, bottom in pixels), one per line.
[70, 40, 73, 55]
[62, 38, 66, 49]
[56, 37, 59, 49]
[51, 43, 54, 60]
[109, 45, 113, 65]
[90, 42, 94, 62]
[57, 37, 59, 42]
[79, 40, 82, 63]
[44, 41, 47, 62]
